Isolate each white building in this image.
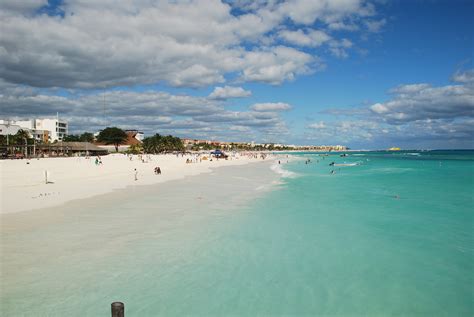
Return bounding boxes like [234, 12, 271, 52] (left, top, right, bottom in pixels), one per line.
[35, 118, 68, 142]
[0, 117, 67, 142]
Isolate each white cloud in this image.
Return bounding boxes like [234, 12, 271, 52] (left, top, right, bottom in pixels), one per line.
[307, 69, 474, 148]
[278, 29, 331, 47]
[0, 0, 382, 89]
[250, 102, 292, 112]
[328, 38, 353, 58]
[277, 0, 372, 25]
[241, 46, 317, 84]
[451, 69, 474, 84]
[328, 21, 359, 31]
[208, 86, 251, 99]
[370, 73, 474, 123]
[0, 82, 290, 142]
[0, 0, 47, 14]
[308, 121, 326, 129]
[365, 18, 386, 32]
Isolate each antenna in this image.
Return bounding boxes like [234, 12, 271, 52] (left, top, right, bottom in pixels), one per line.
[103, 92, 106, 126]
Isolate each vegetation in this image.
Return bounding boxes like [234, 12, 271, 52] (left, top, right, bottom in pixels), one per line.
[0, 130, 33, 146]
[96, 127, 127, 152]
[189, 142, 293, 152]
[63, 132, 95, 142]
[190, 142, 215, 151]
[79, 132, 94, 142]
[142, 134, 184, 153]
[0, 129, 35, 157]
[126, 143, 143, 154]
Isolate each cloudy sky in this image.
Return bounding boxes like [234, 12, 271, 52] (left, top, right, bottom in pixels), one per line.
[1, 0, 473, 149]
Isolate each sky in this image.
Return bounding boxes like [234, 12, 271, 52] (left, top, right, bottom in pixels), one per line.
[0, 0, 473, 149]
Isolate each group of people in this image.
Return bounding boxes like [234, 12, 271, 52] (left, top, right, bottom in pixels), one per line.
[94, 156, 103, 165]
[133, 166, 162, 181]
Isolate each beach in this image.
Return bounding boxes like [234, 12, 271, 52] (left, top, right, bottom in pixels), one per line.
[1, 150, 473, 316]
[0, 155, 283, 316]
[0, 153, 271, 214]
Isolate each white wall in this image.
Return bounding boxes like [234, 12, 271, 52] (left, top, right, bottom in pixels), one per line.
[35, 119, 68, 142]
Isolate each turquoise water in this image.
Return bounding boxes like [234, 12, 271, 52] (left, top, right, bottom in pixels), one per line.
[1, 151, 473, 316]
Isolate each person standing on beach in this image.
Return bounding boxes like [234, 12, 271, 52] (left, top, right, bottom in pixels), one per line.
[134, 168, 138, 181]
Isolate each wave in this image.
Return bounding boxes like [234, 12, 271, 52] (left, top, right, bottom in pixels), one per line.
[333, 163, 359, 167]
[270, 162, 298, 178]
[371, 167, 415, 174]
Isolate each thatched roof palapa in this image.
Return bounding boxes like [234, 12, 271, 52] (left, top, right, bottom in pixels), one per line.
[38, 142, 108, 153]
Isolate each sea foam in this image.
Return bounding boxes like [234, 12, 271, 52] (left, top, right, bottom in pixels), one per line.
[270, 161, 298, 178]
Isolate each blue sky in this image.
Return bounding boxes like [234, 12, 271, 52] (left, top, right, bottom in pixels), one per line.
[1, 0, 473, 149]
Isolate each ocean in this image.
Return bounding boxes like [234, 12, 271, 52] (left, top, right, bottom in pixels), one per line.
[1, 151, 473, 316]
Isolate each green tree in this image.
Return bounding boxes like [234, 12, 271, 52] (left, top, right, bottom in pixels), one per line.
[142, 134, 184, 153]
[79, 132, 94, 142]
[97, 127, 127, 152]
[14, 129, 31, 157]
[127, 143, 143, 154]
[191, 142, 213, 151]
[63, 134, 81, 142]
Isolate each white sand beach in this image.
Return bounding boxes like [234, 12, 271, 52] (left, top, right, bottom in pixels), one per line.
[0, 153, 272, 214]
[0, 157, 283, 315]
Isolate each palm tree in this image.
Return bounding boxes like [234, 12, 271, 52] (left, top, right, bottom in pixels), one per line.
[16, 129, 30, 157]
[142, 134, 184, 154]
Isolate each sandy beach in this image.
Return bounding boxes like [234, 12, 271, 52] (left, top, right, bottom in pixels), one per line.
[0, 157, 283, 315]
[0, 153, 271, 214]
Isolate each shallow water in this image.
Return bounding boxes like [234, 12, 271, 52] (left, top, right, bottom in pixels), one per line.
[1, 152, 473, 316]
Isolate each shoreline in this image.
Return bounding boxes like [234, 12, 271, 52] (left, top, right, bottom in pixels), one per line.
[0, 153, 278, 214]
[0, 161, 284, 315]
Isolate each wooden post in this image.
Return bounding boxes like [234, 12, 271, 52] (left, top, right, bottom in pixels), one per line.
[111, 302, 124, 317]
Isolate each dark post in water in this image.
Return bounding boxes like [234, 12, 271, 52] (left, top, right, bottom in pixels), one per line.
[111, 302, 124, 317]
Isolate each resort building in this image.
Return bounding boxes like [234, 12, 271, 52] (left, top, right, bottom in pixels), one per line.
[0, 117, 67, 142]
[35, 118, 68, 142]
[125, 130, 144, 142]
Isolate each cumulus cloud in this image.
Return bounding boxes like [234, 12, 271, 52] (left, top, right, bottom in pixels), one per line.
[306, 118, 474, 148]
[0, 82, 290, 142]
[328, 21, 359, 31]
[0, 0, 382, 89]
[278, 29, 331, 47]
[1, 0, 47, 14]
[208, 86, 252, 99]
[328, 38, 353, 58]
[369, 74, 474, 124]
[451, 69, 474, 84]
[240, 46, 317, 84]
[250, 102, 292, 112]
[306, 69, 474, 148]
